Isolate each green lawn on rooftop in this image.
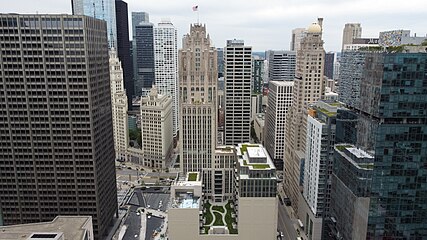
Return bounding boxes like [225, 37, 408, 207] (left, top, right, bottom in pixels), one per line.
[188, 173, 198, 181]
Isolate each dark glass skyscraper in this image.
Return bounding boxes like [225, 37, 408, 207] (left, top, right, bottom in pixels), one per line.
[324, 52, 334, 79]
[329, 47, 427, 239]
[0, 14, 117, 239]
[115, 0, 133, 109]
[134, 22, 154, 96]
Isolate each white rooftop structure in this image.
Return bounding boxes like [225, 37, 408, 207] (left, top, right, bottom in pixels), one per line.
[347, 147, 374, 159]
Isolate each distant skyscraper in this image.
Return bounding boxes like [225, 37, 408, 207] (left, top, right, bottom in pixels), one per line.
[0, 14, 117, 239]
[115, 0, 133, 110]
[264, 81, 294, 170]
[179, 23, 218, 182]
[252, 58, 265, 94]
[109, 49, 129, 161]
[131, 11, 149, 35]
[341, 23, 362, 50]
[140, 87, 173, 169]
[284, 19, 325, 214]
[134, 22, 155, 96]
[267, 50, 296, 81]
[379, 29, 427, 47]
[154, 19, 179, 137]
[324, 52, 334, 79]
[291, 28, 306, 51]
[217, 47, 224, 78]
[72, 0, 117, 48]
[224, 39, 252, 145]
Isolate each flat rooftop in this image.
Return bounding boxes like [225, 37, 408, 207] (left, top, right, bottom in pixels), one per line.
[0, 216, 91, 240]
[173, 193, 199, 209]
[247, 147, 267, 159]
[347, 147, 374, 159]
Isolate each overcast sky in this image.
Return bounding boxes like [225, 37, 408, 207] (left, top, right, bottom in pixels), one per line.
[2, 0, 427, 52]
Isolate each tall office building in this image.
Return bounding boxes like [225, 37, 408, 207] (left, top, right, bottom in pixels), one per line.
[131, 11, 149, 35]
[140, 87, 173, 169]
[298, 101, 338, 240]
[72, 0, 117, 48]
[0, 14, 117, 239]
[328, 47, 427, 239]
[341, 23, 362, 50]
[290, 28, 306, 52]
[179, 24, 218, 188]
[266, 50, 296, 81]
[284, 19, 325, 214]
[134, 22, 155, 96]
[224, 39, 252, 145]
[109, 49, 129, 161]
[324, 52, 334, 79]
[154, 19, 179, 137]
[264, 81, 294, 170]
[115, 0, 133, 110]
[217, 47, 224, 78]
[252, 57, 264, 94]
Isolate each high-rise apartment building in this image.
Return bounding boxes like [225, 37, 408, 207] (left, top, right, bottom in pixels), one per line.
[0, 14, 117, 239]
[134, 22, 155, 96]
[298, 101, 338, 240]
[224, 39, 252, 145]
[327, 47, 427, 239]
[290, 28, 306, 52]
[154, 19, 179, 137]
[72, 0, 117, 48]
[264, 81, 294, 170]
[109, 49, 129, 161]
[341, 23, 362, 50]
[140, 87, 173, 169]
[324, 52, 334, 79]
[266, 50, 296, 81]
[115, 0, 133, 110]
[284, 19, 325, 214]
[179, 23, 218, 190]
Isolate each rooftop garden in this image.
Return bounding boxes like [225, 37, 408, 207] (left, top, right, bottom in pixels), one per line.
[202, 201, 238, 234]
[188, 173, 198, 181]
[358, 163, 374, 170]
[242, 159, 270, 169]
[319, 108, 337, 117]
[335, 145, 353, 152]
[240, 144, 259, 154]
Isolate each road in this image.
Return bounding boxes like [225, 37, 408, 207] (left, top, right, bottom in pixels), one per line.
[278, 204, 298, 240]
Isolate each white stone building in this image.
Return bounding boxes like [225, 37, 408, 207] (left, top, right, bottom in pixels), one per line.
[109, 49, 129, 161]
[140, 86, 173, 169]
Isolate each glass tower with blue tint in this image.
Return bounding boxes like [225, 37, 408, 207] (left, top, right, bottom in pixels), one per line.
[72, 0, 117, 48]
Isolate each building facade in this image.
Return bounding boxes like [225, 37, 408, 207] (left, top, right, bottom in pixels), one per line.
[115, 0, 133, 110]
[267, 50, 296, 81]
[252, 58, 264, 94]
[284, 19, 325, 214]
[341, 23, 362, 50]
[140, 87, 173, 169]
[153, 19, 179, 137]
[224, 39, 252, 145]
[109, 49, 129, 161]
[0, 14, 117, 239]
[72, 0, 117, 48]
[264, 81, 294, 170]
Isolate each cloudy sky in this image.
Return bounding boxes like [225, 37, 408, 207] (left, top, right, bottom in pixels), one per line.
[3, 0, 427, 52]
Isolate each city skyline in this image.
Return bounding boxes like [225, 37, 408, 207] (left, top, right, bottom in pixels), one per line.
[2, 0, 426, 52]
